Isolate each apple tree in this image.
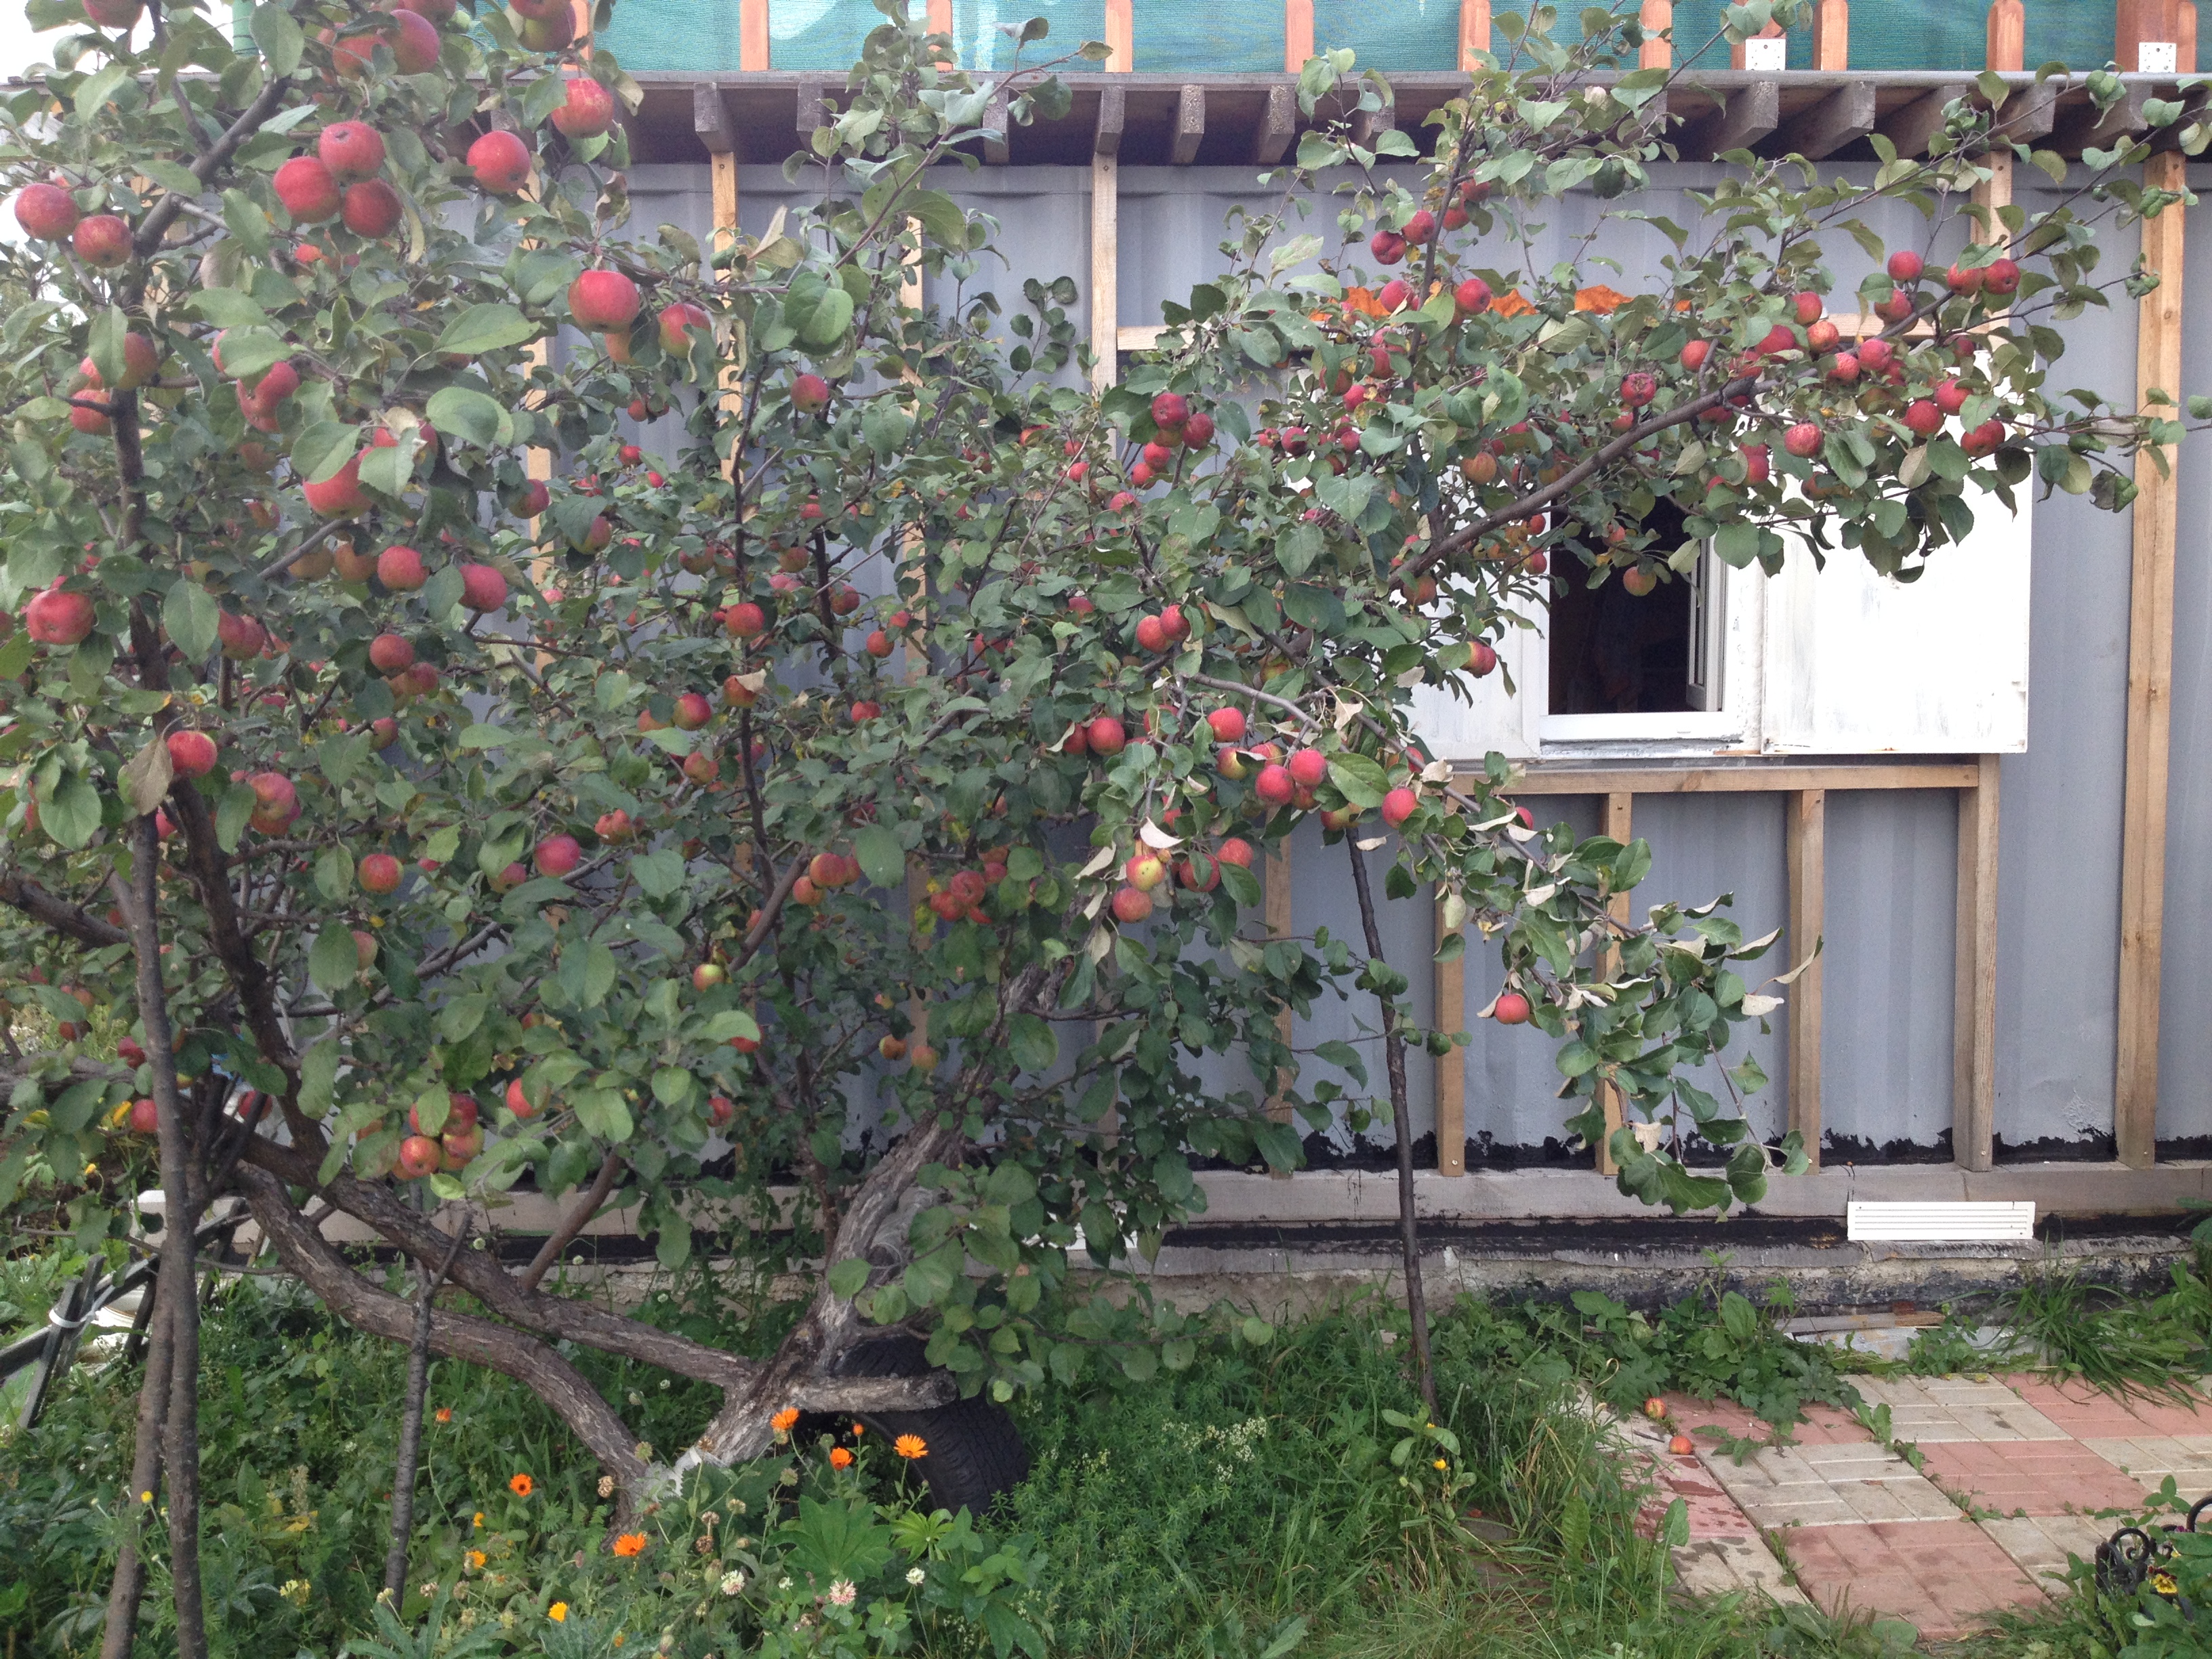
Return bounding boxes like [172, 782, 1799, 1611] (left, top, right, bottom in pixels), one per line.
[0, 0, 2187, 1643]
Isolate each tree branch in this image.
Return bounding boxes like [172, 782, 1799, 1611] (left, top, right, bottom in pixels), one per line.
[0, 871, 129, 947]
[518, 1151, 621, 1292]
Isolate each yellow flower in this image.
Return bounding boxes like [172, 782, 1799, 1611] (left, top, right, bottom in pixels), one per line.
[893, 1434, 927, 1460]
[509, 1473, 534, 1497]
[548, 1602, 568, 1623]
[472, 1512, 485, 1529]
[612, 1532, 649, 1559]
[1433, 1458, 1449, 1471]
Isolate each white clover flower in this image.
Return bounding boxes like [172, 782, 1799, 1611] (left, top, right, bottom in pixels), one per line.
[828, 1580, 857, 1607]
[720, 1570, 746, 1597]
[905, 1567, 925, 1586]
[777, 1576, 792, 1591]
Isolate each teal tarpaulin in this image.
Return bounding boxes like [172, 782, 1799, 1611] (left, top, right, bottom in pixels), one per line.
[596, 0, 2134, 78]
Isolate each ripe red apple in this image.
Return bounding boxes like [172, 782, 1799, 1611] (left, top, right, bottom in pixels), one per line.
[1111, 884, 1153, 924]
[1825, 350, 1860, 383]
[273, 156, 342, 224]
[672, 691, 712, 731]
[693, 961, 726, 991]
[129, 1098, 159, 1134]
[1402, 208, 1436, 244]
[72, 213, 131, 268]
[1206, 707, 1246, 743]
[1453, 276, 1493, 316]
[569, 269, 640, 331]
[1962, 419, 2007, 457]
[25, 585, 95, 644]
[216, 609, 266, 659]
[1494, 990, 1532, 1025]
[1983, 257, 2020, 296]
[14, 182, 79, 241]
[1374, 278, 1412, 314]
[1380, 787, 1418, 827]
[1936, 379, 1968, 415]
[377, 545, 426, 590]
[1287, 748, 1327, 789]
[359, 851, 402, 893]
[1622, 565, 1657, 596]
[369, 717, 399, 748]
[118, 1037, 146, 1068]
[1782, 421, 1822, 459]
[1679, 339, 1710, 371]
[1217, 837, 1254, 869]
[319, 120, 386, 180]
[166, 729, 218, 777]
[516, 5, 575, 49]
[1805, 318, 1841, 352]
[1134, 615, 1172, 653]
[1669, 1433, 1696, 1456]
[1753, 323, 1797, 359]
[724, 601, 767, 640]
[550, 75, 615, 138]
[368, 632, 415, 672]
[1857, 337, 1894, 373]
[1151, 391, 1187, 431]
[1183, 410, 1215, 449]
[341, 179, 402, 239]
[865, 629, 893, 659]
[1739, 443, 1771, 486]
[1125, 852, 1166, 891]
[1903, 398, 1943, 437]
[790, 371, 832, 413]
[1467, 639, 1498, 676]
[248, 359, 300, 409]
[468, 129, 532, 194]
[657, 302, 709, 355]
[1791, 291, 1822, 325]
[506, 478, 550, 518]
[1885, 249, 1923, 283]
[1254, 763, 1294, 806]
[1946, 262, 1984, 295]
[489, 861, 527, 893]
[535, 834, 582, 878]
[304, 451, 369, 516]
[595, 808, 635, 842]
[1620, 371, 1656, 408]
[1086, 715, 1126, 756]
[458, 562, 508, 611]
[505, 1076, 539, 1119]
[84, 0, 142, 26]
[396, 1134, 443, 1179]
[1368, 228, 1406, 266]
[385, 7, 441, 70]
[441, 1124, 483, 1165]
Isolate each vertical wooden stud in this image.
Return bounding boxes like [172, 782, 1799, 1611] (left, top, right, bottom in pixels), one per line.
[1104, 0, 1132, 70]
[1266, 841, 1296, 1174]
[2183, 1, 2199, 68]
[571, 0, 592, 54]
[925, 0, 951, 38]
[1434, 897, 1465, 1175]
[1458, 0, 1490, 67]
[1987, 0, 2024, 69]
[1811, 0, 1848, 68]
[1089, 153, 1118, 392]
[2116, 150, 2186, 1170]
[1638, 0, 1671, 68]
[1595, 792, 1633, 1175]
[1284, 0, 1313, 73]
[739, 0, 769, 70]
[1953, 759, 2001, 1170]
[2121, 0, 2184, 68]
[1786, 790, 1826, 1170]
[711, 151, 743, 479]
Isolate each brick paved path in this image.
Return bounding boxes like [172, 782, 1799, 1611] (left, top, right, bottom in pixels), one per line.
[1620, 1374, 2212, 1639]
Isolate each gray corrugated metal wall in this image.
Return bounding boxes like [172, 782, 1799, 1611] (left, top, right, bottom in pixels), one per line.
[624, 158, 2204, 1164]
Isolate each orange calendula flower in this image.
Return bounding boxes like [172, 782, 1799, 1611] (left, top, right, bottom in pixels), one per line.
[894, 1434, 927, 1460]
[771, 1407, 800, 1435]
[829, 1447, 855, 1469]
[466, 1550, 487, 1570]
[1490, 290, 1536, 319]
[612, 1532, 649, 1558]
[1573, 283, 1630, 314]
[851, 1423, 865, 1437]
[548, 1601, 568, 1622]
[509, 1473, 534, 1497]
[434, 1407, 452, 1423]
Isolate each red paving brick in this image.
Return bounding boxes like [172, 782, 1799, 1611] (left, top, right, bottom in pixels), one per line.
[1780, 1517, 2047, 1639]
[1661, 1393, 1873, 1445]
[1999, 1374, 2212, 1437]
[1917, 1438, 2149, 1515]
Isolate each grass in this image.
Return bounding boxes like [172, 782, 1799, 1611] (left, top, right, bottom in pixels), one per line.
[7, 1242, 2212, 1657]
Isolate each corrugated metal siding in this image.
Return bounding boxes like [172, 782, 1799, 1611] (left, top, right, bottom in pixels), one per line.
[619, 159, 2196, 1162]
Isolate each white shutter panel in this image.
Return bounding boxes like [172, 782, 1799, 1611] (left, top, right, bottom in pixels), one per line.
[1762, 491, 2031, 754]
[1410, 624, 1540, 761]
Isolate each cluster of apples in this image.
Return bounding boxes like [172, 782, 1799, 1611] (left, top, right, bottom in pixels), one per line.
[1108, 837, 1254, 924]
[396, 1091, 483, 1180]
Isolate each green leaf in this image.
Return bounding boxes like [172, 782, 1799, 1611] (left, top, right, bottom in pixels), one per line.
[298, 1040, 340, 1119]
[434, 304, 540, 356]
[1008, 1013, 1057, 1075]
[215, 781, 255, 851]
[827, 1257, 870, 1298]
[650, 1065, 694, 1107]
[853, 823, 904, 890]
[43, 772, 100, 849]
[630, 848, 685, 898]
[424, 385, 512, 449]
[74, 62, 127, 117]
[693, 1009, 760, 1044]
[88, 306, 128, 392]
[289, 422, 355, 487]
[119, 736, 172, 817]
[312, 843, 353, 901]
[250, 1, 304, 75]
[308, 927, 359, 994]
[570, 1085, 633, 1143]
[800, 285, 855, 346]
[163, 577, 219, 662]
[1328, 753, 1388, 809]
[581, 941, 617, 1006]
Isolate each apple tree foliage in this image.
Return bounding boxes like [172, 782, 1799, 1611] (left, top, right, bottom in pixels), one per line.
[0, 0, 2187, 1493]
